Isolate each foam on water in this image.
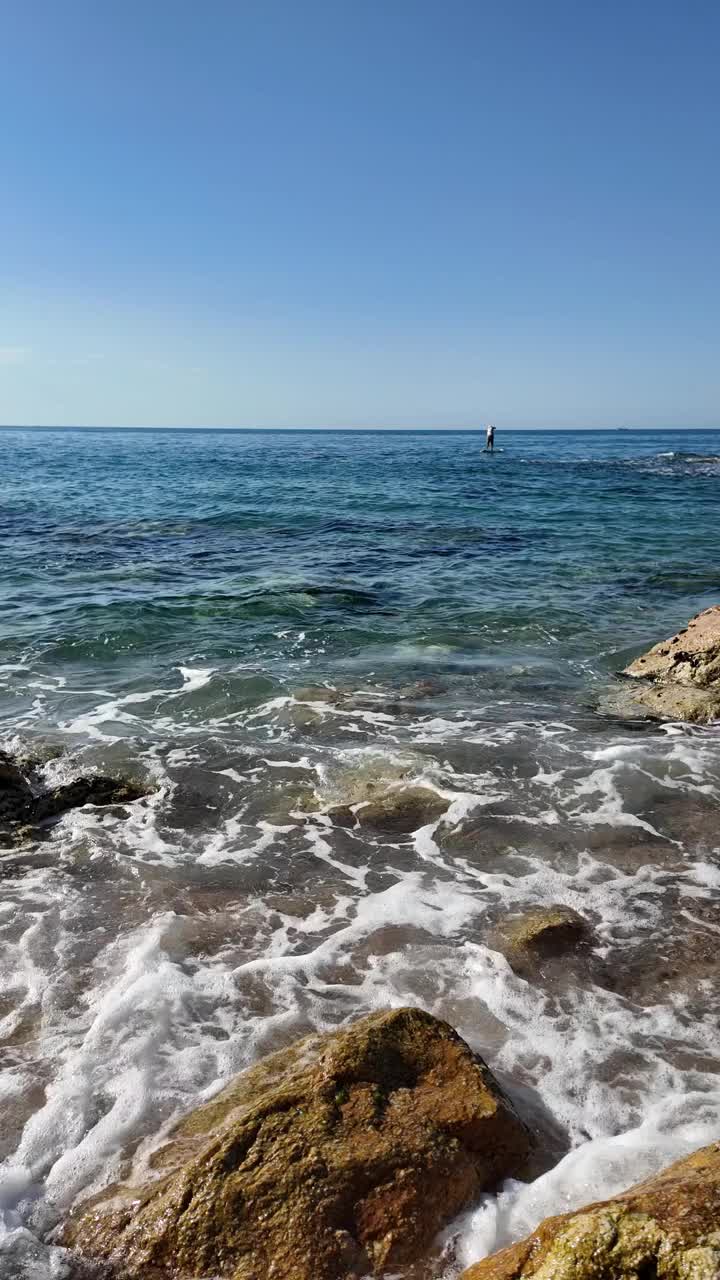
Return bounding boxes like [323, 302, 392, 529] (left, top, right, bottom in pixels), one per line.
[2, 694, 720, 1277]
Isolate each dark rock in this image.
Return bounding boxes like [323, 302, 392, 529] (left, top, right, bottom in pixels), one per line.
[0, 749, 147, 840]
[327, 804, 357, 828]
[0, 751, 34, 824]
[31, 775, 147, 822]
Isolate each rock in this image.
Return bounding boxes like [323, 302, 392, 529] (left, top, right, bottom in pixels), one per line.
[495, 906, 592, 967]
[0, 751, 35, 824]
[397, 679, 447, 698]
[622, 681, 720, 723]
[292, 685, 342, 703]
[63, 1007, 529, 1280]
[327, 803, 357, 828]
[0, 750, 146, 840]
[623, 606, 720, 722]
[354, 786, 450, 833]
[31, 775, 147, 822]
[324, 784, 449, 834]
[491, 906, 593, 981]
[460, 1141, 720, 1279]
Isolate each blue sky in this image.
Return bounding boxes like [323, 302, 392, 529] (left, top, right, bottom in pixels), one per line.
[1, 0, 718, 428]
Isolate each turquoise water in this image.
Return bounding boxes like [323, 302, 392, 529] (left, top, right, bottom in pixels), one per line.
[1, 427, 719, 694]
[1, 428, 720, 1279]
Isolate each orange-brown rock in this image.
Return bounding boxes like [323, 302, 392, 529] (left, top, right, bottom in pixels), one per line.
[492, 906, 593, 978]
[63, 1007, 529, 1280]
[623, 605, 720, 722]
[461, 1141, 720, 1279]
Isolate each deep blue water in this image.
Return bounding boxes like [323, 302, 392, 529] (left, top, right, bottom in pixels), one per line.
[1, 427, 719, 701]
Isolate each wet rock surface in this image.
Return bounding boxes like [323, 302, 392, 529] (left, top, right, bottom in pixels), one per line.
[493, 906, 594, 977]
[460, 1141, 720, 1279]
[328, 786, 450, 834]
[0, 749, 146, 841]
[623, 605, 720, 722]
[62, 1007, 529, 1280]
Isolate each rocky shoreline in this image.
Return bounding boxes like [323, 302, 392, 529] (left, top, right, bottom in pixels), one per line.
[4, 608, 720, 1279]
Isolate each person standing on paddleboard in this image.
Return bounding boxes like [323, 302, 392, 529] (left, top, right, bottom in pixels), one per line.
[485, 423, 495, 452]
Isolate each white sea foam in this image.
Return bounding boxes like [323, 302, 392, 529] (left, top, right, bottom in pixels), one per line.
[1, 672, 720, 1278]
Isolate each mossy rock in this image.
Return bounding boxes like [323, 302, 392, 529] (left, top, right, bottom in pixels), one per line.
[494, 905, 593, 976]
[63, 1007, 529, 1280]
[461, 1141, 720, 1279]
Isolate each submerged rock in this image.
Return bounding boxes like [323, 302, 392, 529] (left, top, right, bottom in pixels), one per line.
[494, 905, 593, 976]
[0, 749, 146, 840]
[460, 1141, 720, 1279]
[63, 1007, 529, 1280]
[328, 786, 450, 833]
[31, 775, 146, 821]
[623, 605, 720, 722]
[292, 684, 343, 703]
[356, 786, 449, 832]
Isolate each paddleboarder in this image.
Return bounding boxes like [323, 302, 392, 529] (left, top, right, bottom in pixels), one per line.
[485, 423, 495, 452]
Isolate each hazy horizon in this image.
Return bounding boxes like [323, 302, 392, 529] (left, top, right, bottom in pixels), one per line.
[0, 424, 717, 434]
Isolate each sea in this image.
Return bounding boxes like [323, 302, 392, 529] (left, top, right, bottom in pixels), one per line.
[1, 426, 719, 1279]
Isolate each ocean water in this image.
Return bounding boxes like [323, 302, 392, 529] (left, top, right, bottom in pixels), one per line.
[1, 426, 719, 1279]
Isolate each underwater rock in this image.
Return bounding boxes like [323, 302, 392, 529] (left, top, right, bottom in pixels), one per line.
[0, 749, 146, 839]
[494, 906, 593, 976]
[623, 605, 720, 722]
[354, 786, 450, 833]
[460, 1141, 720, 1278]
[327, 787, 449, 833]
[63, 1007, 529, 1280]
[327, 802, 357, 827]
[292, 684, 342, 703]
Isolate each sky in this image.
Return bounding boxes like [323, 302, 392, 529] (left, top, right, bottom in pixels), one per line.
[1, 0, 719, 429]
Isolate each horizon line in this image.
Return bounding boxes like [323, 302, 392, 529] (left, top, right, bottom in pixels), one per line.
[0, 424, 718, 434]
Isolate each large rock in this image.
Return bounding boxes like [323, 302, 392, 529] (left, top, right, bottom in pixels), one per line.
[623, 606, 720, 722]
[461, 1141, 720, 1279]
[63, 1007, 529, 1280]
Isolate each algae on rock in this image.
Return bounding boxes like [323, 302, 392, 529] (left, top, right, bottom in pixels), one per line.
[63, 1007, 529, 1280]
[461, 1141, 720, 1279]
